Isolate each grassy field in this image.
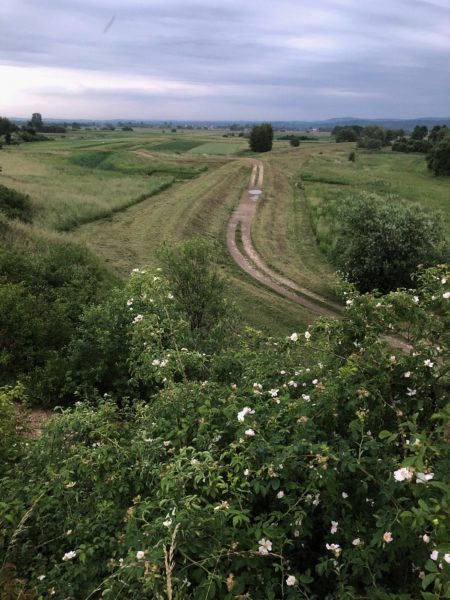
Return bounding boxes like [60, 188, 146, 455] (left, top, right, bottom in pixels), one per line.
[3, 130, 447, 335]
[189, 141, 246, 155]
[299, 142, 450, 255]
[0, 129, 316, 333]
[0, 136, 215, 230]
[69, 151, 316, 332]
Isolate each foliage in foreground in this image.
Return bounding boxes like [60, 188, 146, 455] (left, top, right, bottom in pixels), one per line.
[0, 265, 449, 599]
[0, 220, 116, 399]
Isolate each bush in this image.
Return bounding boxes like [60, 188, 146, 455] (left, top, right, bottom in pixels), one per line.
[392, 138, 432, 153]
[357, 137, 383, 150]
[157, 239, 239, 349]
[0, 240, 116, 400]
[331, 193, 449, 293]
[290, 137, 300, 147]
[0, 185, 33, 223]
[427, 132, 450, 176]
[0, 265, 449, 598]
[0, 384, 27, 458]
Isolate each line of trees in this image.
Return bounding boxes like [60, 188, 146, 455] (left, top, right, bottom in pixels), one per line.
[332, 123, 450, 175]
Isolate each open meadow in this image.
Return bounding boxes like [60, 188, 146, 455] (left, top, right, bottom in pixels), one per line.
[1, 129, 449, 332]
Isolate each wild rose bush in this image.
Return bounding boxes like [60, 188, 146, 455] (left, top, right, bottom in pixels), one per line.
[0, 266, 449, 599]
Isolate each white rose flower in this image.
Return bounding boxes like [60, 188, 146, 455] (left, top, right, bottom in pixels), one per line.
[258, 538, 272, 555]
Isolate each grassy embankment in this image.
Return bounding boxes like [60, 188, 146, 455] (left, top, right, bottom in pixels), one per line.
[0, 130, 321, 333]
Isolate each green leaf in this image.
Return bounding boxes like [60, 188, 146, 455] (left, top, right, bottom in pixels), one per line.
[422, 573, 437, 590]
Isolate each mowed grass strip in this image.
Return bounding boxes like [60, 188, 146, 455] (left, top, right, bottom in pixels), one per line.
[228, 269, 322, 333]
[0, 144, 212, 231]
[69, 160, 251, 277]
[189, 141, 246, 155]
[250, 147, 340, 302]
[150, 139, 206, 153]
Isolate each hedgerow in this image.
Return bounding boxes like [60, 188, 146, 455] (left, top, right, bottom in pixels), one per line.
[0, 265, 449, 599]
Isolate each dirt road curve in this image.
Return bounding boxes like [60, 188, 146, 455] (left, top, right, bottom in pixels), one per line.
[226, 158, 341, 319]
[226, 158, 411, 350]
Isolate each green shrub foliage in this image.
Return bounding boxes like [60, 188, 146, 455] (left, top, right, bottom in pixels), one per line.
[0, 265, 449, 599]
[0, 240, 116, 399]
[332, 193, 449, 293]
[427, 131, 450, 176]
[0, 185, 33, 222]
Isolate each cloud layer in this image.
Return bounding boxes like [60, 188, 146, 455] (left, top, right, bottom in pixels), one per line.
[1, 0, 449, 119]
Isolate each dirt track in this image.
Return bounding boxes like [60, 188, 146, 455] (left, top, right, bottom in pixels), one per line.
[226, 158, 342, 319]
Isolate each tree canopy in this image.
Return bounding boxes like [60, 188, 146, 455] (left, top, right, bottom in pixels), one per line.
[249, 122, 273, 152]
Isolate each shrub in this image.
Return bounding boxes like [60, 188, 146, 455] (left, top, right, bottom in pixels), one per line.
[392, 138, 432, 153]
[332, 192, 449, 293]
[0, 185, 33, 223]
[0, 266, 448, 598]
[357, 137, 383, 150]
[157, 239, 240, 349]
[427, 132, 450, 176]
[0, 240, 116, 400]
[0, 383, 27, 458]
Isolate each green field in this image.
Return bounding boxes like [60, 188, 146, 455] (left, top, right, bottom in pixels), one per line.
[189, 141, 246, 154]
[299, 142, 450, 255]
[1, 130, 449, 334]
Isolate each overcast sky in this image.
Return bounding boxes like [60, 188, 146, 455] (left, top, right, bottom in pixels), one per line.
[1, 0, 449, 120]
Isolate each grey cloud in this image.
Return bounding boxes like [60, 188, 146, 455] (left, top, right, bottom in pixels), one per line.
[0, 0, 449, 119]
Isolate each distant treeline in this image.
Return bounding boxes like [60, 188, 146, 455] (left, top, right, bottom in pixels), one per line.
[332, 123, 450, 176]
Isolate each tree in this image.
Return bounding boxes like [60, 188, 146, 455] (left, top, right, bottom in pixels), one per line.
[332, 192, 449, 292]
[29, 113, 43, 131]
[0, 117, 17, 143]
[411, 124, 428, 140]
[249, 122, 273, 152]
[289, 137, 300, 147]
[333, 126, 360, 142]
[428, 125, 448, 144]
[427, 131, 450, 176]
